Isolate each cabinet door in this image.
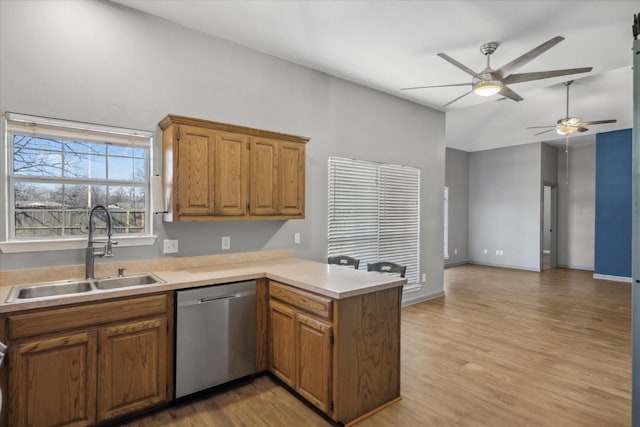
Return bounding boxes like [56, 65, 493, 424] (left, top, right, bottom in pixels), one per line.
[278, 142, 305, 217]
[214, 132, 248, 216]
[296, 313, 332, 414]
[176, 125, 216, 217]
[10, 332, 97, 427]
[97, 318, 168, 422]
[269, 300, 297, 388]
[249, 138, 278, 216]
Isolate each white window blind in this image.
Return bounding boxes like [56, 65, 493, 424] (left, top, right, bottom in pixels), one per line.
[328, 157, 420, 284]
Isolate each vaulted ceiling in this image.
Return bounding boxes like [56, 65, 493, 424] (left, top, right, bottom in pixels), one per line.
[113, 0, 637, 151]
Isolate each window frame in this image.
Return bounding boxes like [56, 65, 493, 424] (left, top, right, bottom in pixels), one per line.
[1, 112, 157, 253]
[327, 156, 421, 287]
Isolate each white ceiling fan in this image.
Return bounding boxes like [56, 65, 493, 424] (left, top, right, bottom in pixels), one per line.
[401, 36, 593, 107]
[527, 80, 617, 136]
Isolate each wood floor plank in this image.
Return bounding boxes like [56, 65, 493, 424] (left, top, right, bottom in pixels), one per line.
[121, 265, 630, 426]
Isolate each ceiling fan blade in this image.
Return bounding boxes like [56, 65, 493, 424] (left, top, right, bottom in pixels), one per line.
[577, 119, 617, 126]
[495, 36, 564, 79]
[400, 83, 471, 90]
[442, 90, 473, 107]
[535, 129, 556, 136]
[499, 85, 523, 102]
[526, 125, 556, 129]
[502, 67, 593, 84]
[576, 127, 589, 132]
[437, 53, 482, 80]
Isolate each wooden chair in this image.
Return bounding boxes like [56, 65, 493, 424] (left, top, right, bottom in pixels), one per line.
[367, 261, 406, 278]
[327, 255, 360, 269]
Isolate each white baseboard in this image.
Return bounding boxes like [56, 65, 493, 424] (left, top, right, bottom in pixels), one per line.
[402, 290, 444, 307]
[557, 263, 593, 271]
[593, 273, 632, 283]
[543, 250, 551, 254]
[468, 261, 541, 272]
[445, 261, 468, 269]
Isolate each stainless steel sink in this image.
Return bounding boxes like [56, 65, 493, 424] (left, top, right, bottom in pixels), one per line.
[93, 273, 163, 290]
[8, 280, 93, 302]
[6, 273, 165, 303]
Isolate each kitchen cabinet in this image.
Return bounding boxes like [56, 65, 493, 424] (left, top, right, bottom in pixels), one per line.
[174, 125, 217, 217]
[159, 115, 308, 222]
[268, 300, 297, 388]
[97, 318, 168, 421]
[266, 280, 401, 424]
[268, 297, 333, 414]
[10, 332, 97, 427]
[4, 293, 172, 427]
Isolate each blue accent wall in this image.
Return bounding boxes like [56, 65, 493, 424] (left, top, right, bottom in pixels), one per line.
[595, 129, 632, 278]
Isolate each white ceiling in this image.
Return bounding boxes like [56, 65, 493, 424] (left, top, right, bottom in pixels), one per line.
[113, 0, 637, 151]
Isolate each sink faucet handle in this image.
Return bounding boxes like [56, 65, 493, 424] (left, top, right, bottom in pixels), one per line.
[118, 267, 126, 277]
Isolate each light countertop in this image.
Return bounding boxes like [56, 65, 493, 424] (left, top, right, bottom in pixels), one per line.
[0, 257, 406, 314]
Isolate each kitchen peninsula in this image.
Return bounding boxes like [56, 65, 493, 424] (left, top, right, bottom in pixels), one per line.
[0, 250, 405, 426]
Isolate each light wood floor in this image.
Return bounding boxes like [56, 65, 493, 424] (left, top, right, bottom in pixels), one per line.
[122, 265, 631, 427]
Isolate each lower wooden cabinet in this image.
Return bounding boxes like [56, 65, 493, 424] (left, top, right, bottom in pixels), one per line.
[295, 312, 332, 413]
[266, 280, 401, 424]
[269, 300, 297, 388]
[10, 332, 98, 427]
[269, 299, 333, 414]
[97, 318, 168, 421]
[4, 294, 172, 427]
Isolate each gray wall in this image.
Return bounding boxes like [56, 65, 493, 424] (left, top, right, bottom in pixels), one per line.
[0, 1, 446, 302]
[468, 143, 541, 271]
[541, 143, 559, 185]
[445, 148, 469, 267]
[557, 140, 595, 270]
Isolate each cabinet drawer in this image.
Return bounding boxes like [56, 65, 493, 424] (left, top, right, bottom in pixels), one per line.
[269, 281, 332, 320]
[8, 294, 168, 340]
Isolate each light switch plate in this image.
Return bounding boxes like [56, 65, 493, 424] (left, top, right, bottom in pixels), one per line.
[222, 236, 231, 250]
[294, 233, 301, 244]
[163, 239, 178, 254]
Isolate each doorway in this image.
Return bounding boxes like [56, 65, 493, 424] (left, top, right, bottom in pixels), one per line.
[542, 185, 558, 270]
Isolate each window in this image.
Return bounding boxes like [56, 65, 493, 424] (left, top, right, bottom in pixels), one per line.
[3, 112, 154, 251]
[328, 157, 420, 285]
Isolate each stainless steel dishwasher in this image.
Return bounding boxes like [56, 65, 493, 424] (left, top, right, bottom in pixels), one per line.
[175, 280, 256, 399]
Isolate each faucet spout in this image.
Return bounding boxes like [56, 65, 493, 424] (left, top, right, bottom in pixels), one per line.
[85, 204, 116, 279]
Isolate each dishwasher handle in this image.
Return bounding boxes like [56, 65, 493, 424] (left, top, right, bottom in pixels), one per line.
[199, 290, 254, 304]
[178, 290, 255, 307]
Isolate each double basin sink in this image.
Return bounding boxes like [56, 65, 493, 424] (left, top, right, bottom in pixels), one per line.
[6, 273, 165, 303]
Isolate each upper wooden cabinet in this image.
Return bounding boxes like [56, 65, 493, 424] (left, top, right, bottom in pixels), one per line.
[159, 115, 308, 221]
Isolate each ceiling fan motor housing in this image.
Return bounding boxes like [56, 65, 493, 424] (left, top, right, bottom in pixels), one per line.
[479, 42, 499, 56]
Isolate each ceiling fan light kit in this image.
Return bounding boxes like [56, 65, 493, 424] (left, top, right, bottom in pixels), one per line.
[473, 79, 503, 96]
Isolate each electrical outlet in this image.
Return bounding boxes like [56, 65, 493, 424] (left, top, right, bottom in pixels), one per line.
[421, 273, 427, 282]
[499, 250, 504, 256]
[454, 248, 457, 255]
[222, 236, 230, 250]
[294, 232, 301, 244]
[163, 239, 178, 254]
[483, 248, 488, 254]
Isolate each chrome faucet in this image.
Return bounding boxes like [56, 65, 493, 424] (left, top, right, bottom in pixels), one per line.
[85, 204, 117, 279]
